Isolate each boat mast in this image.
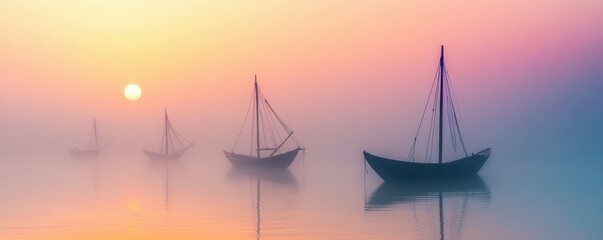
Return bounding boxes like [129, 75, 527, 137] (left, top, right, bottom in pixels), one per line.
[164, 107, 169, 154]
[438, 45, 445, 164]
[93, 117, 98, 151]
[255, 75, 261, 158]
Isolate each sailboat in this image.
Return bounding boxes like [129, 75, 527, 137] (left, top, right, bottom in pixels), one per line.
[224, 75, 304, 169]
[143, 108, 194, 160]
[364, 46, 491, 181]
[70, 117, 103, 157]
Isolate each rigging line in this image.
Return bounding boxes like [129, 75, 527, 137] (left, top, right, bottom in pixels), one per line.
[159, 118, 167, 152]
[425, 73, 440, 163]
[168, 121, 176, 153]
[444, 77, 458, 151]
[164, 124, 169, 153]
[262, 94, 305, 149]
[250, 89, 256, 156]
[448, 104, 458, 151]
[170, 120, 194, 147]
[262, 101, 278, 148]
[445, 70, 468, 156]
[264, 98, 303, 147]
[454, 109, 468, 157]
[258, 89, 283, 141]
[447, 88, 458, 143]
[266, 102, 286, 144]
[167, 116, 192, 146]
[445, 69, 463, 122]
[262, 98, 282, 143]
[407, 144, 416, 162]
[258, 96, 269, 151]
[166, 119, 182, 150]
[264, 99, 292, 133]
[167, 118, 183, 152]
[445, 74, 458, 151]
[407, 65, 440, 161]
[425, 101, 435, 163]
[233, 89, 255, 152]
[425, 111, 433, 163]
[429, 66, 442, 163]
[433, 88, 441, 163]
[258, 90, 279, 147]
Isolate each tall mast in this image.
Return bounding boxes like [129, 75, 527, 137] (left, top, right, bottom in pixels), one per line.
[255, 75, 261, 158]
[164, 107, 169, 154]
[438, 45, 445, 164]
[93, 117, 98, 151]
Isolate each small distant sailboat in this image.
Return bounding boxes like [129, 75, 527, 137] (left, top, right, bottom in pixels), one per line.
[70, 117, 103, 157]
[143, 108, 194, 160]
[224, 75, 304, 169]
[364, 46, 491, 181]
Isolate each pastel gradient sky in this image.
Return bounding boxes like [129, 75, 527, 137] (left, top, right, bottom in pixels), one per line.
[0, 0, 602, 157]
[1, 2, 603, 240]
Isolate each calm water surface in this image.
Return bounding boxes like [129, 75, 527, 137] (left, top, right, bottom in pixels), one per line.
[0, 147, 601, 240]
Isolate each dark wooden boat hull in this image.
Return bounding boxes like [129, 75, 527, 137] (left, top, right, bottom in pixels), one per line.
[143, 150, 185, 161]
[364, 148, 491, 181]
[224, 148, 300, 169]
[69, 149, 99, 158]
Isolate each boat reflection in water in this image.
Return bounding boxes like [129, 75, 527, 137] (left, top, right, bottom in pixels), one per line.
[227, 167, 299, 188]
[227, 168, 300, 239]
[145, 159, 182, 208]
[365, 176, 490, 240]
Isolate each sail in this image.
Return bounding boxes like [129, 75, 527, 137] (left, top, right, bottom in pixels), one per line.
[230, 76, 303, 158]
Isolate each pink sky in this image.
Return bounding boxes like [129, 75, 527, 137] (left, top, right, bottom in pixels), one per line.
[0, 0, 601, 154]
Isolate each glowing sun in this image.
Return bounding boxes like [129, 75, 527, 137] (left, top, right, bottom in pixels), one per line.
[124, 84, 142, 101]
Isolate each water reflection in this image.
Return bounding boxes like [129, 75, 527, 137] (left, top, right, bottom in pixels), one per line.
[145, 160, 180, 208]
[365, 176, 491, 240]
[226, 168, 299, 188]
[227, 168, 300, 239]
[71, 155, 101, 197]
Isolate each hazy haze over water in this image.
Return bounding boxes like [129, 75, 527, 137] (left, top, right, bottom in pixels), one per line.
[1, 0, 603, 239]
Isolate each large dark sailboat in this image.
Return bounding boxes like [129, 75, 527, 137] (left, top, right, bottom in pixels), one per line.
[364, 46, 491, 181]
[70, 117, 104, 157]
[144, 108, 194, 160]
[224, 76, 304, 169]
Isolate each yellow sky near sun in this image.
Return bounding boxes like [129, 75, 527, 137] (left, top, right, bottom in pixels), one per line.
[1, 1, 233, 82]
